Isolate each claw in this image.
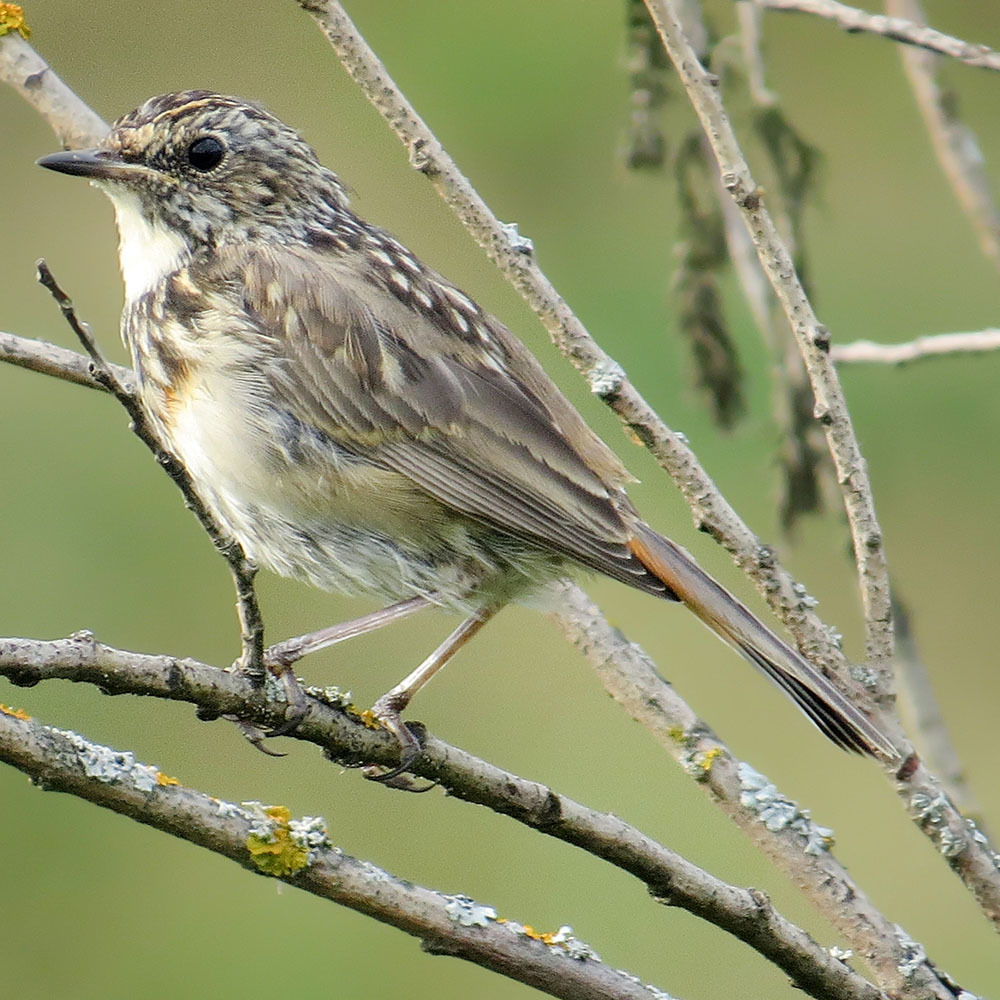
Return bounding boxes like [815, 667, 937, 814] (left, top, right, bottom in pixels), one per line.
[263, 667, 311, 737]
[363, 702, 426, 783]
[363, 765, 437, 792]
[231, 718, 288, 757]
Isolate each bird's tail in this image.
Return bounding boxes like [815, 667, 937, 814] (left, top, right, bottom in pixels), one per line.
[626, 521, 897, 759]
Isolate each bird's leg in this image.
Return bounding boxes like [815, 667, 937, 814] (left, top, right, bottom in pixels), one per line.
[245, 596, 435, 746]
[264, 595, 434, 669]
[366, 605, 499, 782]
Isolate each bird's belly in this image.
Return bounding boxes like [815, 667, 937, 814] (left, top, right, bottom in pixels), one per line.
[154, 366, 541, 605]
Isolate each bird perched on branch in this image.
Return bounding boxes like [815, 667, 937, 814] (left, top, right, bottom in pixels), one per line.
[39, 91, 895, 772]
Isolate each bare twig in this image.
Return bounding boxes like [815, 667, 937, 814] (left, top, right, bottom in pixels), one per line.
[0, 709, 676, 1000]
[641, 0, 1000, 928]
[886, 0, 1000, 272]
[0, 631, 925, 1000]
[0, 329, 133, 391]
[0, 30, 108, 147]
[736, 1, 778, 106]
[33, 262, 267, 685]
[832, 329, 1000, 365]
[755, 0, 1000, 73]
[729, 3, 830, 529]
[642, 0, 894, 680]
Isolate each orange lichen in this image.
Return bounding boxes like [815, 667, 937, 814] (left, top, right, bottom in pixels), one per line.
[246, 805, 309, 876]
[0, 4, 30, 38]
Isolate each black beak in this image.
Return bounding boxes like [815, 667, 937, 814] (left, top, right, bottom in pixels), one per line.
[37, 148, 134, 180]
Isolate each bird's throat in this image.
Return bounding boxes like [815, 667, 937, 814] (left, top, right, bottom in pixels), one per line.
[107, 189, 190, 303]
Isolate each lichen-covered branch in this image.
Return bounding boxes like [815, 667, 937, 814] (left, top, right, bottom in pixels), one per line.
[0, 707, 674, 1000]
[0, 632, 922, 1000]
[641, 0, 1000, 931]
[755, 0, 1000, 73]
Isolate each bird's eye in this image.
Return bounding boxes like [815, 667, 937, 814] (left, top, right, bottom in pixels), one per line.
[187, 136, 225, 172]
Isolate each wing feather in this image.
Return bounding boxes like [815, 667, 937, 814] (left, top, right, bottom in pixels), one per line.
[227, 242, 674, 596]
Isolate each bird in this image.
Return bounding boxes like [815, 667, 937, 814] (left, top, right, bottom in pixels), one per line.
[37, 91, 896, 770]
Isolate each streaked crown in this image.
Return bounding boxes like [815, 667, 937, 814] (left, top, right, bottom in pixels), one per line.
[93, 91, 349, 244]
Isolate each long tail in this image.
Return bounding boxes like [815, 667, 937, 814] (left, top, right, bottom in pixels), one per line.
[626, 522, 897, 759]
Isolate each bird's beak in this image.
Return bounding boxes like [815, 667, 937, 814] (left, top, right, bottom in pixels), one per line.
[37, 148, 141, 181]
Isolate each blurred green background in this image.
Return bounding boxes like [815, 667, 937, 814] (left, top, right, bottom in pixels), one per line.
[2, 1, 999, 996]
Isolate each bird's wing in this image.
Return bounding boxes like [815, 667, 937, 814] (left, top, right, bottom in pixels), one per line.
[227, 241, 673, 596]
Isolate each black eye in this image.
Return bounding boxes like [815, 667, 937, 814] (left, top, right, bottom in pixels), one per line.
[187, 136, 225, 171]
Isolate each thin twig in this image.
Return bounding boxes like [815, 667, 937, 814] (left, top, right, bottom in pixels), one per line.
[886, 0, 1000, 273]
[755, 0, 1000, 73]
[0, 709, 676, 1000]
[0, 631, 914, 1000]
[641, 0, 1000, 929]
[832, 329, 1000, 365]
[736, 1, 778, 106]
[33, 262, 267, 684]
[729, 2, 830, 529]
[0, 329, 133, 391]
[642, 0, 893, 680]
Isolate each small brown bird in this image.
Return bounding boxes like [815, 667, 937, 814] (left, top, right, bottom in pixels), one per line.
[38, 92, 895, 767]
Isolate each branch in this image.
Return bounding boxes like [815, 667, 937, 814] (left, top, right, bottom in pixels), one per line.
[640, 0, 1000, 930]
[0, 29, 108, 146]
[0, 329, 133, 391]
[0, 631, 909, 1000]
[729, 2, 831, 529]
[754, 0, 1000, 73]
[546, 584, 969, 999]
[294, 0, 876, 750]
[832, 330, 1000, 365]
[886, 0, 1000, 273]
[0, 709, 675, 1000]
[641, 0, 893, 676]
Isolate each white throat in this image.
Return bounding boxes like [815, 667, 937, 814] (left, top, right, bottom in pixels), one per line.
[106, 189, 189, 302]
